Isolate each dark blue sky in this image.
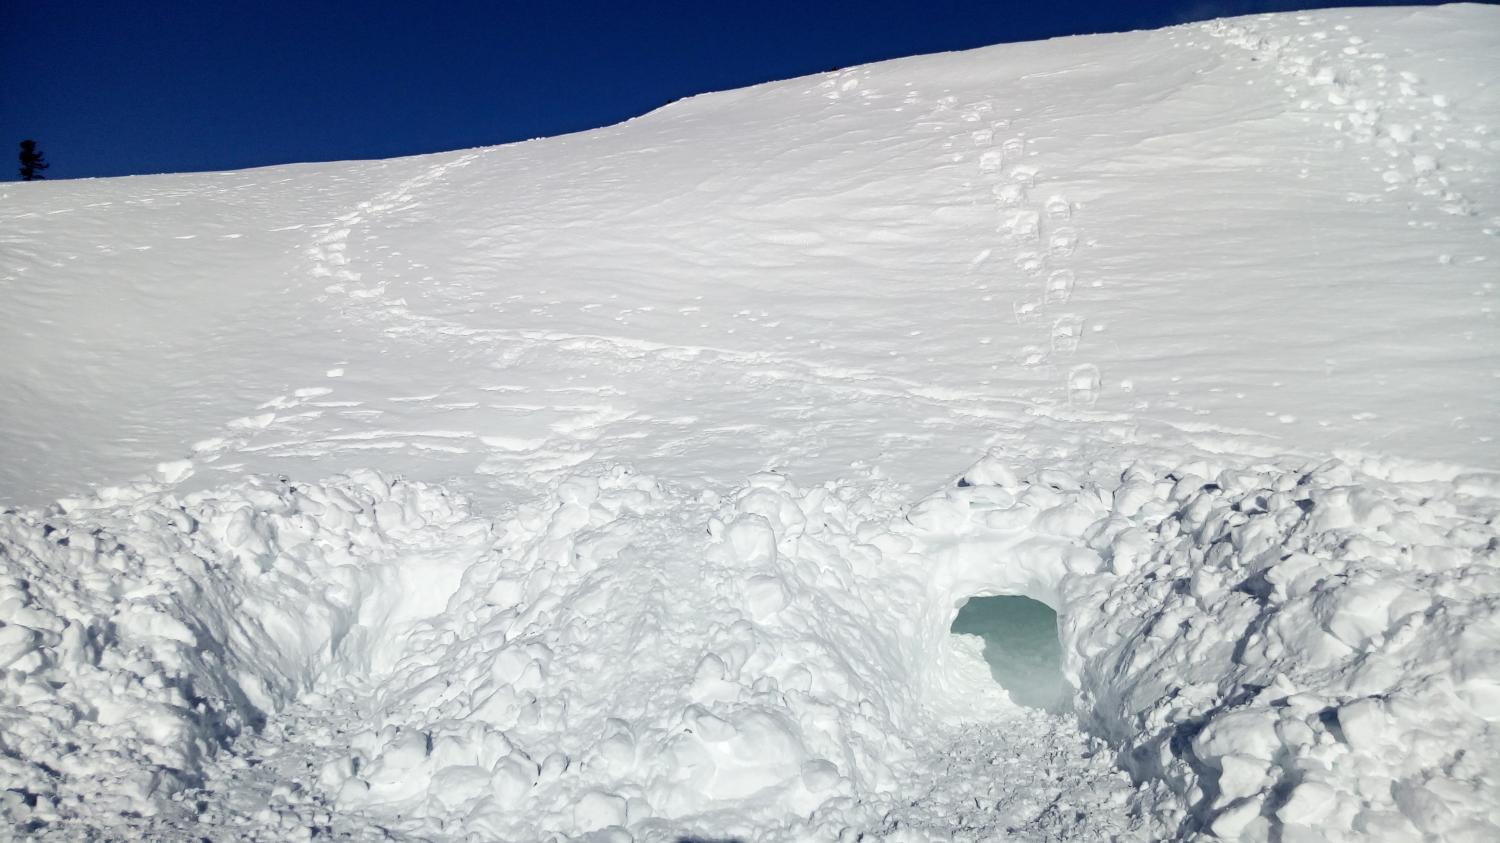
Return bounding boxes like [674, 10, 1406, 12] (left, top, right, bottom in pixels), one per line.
[2, 0, 1457, 180]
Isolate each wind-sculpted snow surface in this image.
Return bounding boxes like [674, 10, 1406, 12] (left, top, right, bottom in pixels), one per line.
[2, 4, 1499, 841]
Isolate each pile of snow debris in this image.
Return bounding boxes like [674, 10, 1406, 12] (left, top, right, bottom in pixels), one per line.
[3, 2, 1498, 840]
[3, 450, 1496, 840]
[924, 453, 1500, 840]
[0, 472, 489, 824]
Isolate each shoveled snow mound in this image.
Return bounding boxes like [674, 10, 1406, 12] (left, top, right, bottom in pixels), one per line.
[0, 472, 488, 823]
[2, 4, 1499, 842]
[4, 450, 1497, 840]
[930, 453, 1500, 840]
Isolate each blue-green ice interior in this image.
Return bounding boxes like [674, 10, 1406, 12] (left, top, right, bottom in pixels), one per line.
[950, 595, 1069, 713]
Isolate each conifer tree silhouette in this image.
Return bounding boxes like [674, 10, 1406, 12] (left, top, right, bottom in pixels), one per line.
[19, 140, 48, 181]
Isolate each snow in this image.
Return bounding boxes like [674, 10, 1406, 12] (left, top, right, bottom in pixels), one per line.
[1, 5, 1498, 841]
[951, 595, 1069, 712]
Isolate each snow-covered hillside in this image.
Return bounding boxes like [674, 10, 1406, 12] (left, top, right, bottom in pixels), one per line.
[2, 5, 1497, 841]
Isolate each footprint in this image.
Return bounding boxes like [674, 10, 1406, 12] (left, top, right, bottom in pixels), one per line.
[1048, 227, 1078, 257]
[1045, 269, 1076, 305]
[1067, 364, 1101, 406]
[1002, 137, 1026, 160]
[1045, 195, 1073, 220]
[992, 183, 1028, 207]
[1003, 210, 1041, 241]
[979, 149, 1004, 172]
[1013, 300, 1043, 324]
[1014, 251, 1046, 275]
[1051, 315, 1083, 354]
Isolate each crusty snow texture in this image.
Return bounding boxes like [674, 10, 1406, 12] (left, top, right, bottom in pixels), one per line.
[2, 5, 1499, 842]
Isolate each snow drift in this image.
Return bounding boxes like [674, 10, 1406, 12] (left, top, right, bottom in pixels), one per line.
[2, 5, 1498, 841]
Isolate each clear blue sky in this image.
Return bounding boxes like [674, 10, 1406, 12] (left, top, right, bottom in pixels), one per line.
[1, 0, 1455, 180]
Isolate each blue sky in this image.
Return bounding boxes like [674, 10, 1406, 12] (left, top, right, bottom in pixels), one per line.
[1, 0, 1453, 180]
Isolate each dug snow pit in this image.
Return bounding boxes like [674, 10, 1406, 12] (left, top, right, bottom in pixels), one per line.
[951, 595, 1070, 712]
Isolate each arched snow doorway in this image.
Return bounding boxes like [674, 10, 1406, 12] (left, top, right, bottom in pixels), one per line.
[950, 595, 1070, 713]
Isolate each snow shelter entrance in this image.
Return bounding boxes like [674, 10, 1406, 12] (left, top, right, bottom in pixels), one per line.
[950, 595, 1070, 712]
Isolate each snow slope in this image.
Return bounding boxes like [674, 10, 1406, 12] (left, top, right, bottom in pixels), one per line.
[1, 5, 1498, 841]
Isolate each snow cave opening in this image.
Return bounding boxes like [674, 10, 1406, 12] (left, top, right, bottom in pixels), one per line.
[950, 594, 1070, 713]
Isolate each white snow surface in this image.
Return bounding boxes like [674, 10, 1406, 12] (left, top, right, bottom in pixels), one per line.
[2, 6, 1499, 841]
